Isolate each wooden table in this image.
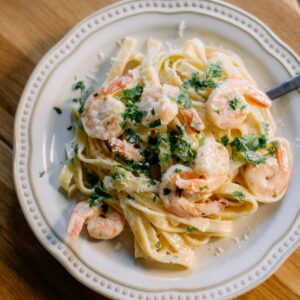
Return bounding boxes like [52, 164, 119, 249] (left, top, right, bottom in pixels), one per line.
[0, 0, 299, 299]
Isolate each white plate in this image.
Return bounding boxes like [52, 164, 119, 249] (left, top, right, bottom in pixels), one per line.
[14, 0, 300, 299]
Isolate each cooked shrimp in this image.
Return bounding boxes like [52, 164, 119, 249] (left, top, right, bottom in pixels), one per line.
[82, 73, 135, 140]
[207, 79, 272, 129]
[87, 207, 125, 240]
[244, 138, 291, 202]
[179, 108, 205, 133]
[67, 201, 125, 240]
[159, 165, 226, 218]
[138, 84, 179, 126]
[67, 201, 100, 239]
[176, 137, 230, 193]
[109, 137, 143, 161]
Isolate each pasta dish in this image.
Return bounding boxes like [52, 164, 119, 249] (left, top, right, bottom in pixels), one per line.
[59, 37, 292, 268]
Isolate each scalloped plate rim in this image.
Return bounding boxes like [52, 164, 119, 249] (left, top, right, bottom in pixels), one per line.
[13, 0, 300, 299]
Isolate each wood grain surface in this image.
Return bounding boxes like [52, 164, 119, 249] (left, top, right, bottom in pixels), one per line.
[0, 0, 299, 299]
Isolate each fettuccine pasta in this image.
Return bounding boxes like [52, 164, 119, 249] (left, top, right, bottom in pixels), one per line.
[59, 37, 292, 269]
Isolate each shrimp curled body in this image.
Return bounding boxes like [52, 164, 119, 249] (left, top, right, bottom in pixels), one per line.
[159, 138, 230, 218]
[244, 138, 291, 202]
[138, 84, 179, 126]
[82, 73, 134, 140]
[67, 201, 125, 240]
[207, 79, 271, 130]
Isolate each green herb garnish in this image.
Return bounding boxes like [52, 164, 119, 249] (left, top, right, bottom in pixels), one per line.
[261, 122, 270, 136]
[232, 191, 246, 201]
[122, 102, 147, 124]
[39, 171, 45, 178]
[168, 126, 196, 166]
[125, 128, 140, 144]
[112, 172, 125, 180]
[221, 135, 229, 147]
[148, 119, 161, 128]
[268, 141, 279, 157]
[119, 85, 143, 103]
[176, 91, 192, 109]
[199, 186, 208, 191]
[74, 80, 85, 91]
[174, 168, 182, 173]
[53, 107, 62, 114]
[67, 125, 73, 131]
[148, 178, 157, 186]
[186, 226, 197, 233]
[78, 87, 93, 114]
[88, 182, 112, 207]
[155, 241, 161, 249]
[229, 96, 241, 110]
[183, 62, 223, 91]
[73, 119, 84, 131]
[229, 134, 267, 165]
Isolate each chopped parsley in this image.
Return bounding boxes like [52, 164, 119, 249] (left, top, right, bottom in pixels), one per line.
[213, 109, 220, 114]
[119, 85, 143, 103]
[199, 186, 208, 191]
[261, 122, 270, 136]
[112, 172, 125, 180]
[39, 171, 45, 178]
[174, 168, 182, 173]
[88, 182, 112, 207]
[74, 80, 85, 91]
[268, 141, 279, 157]
[78, 87, 93, 114]
[163, 188, 171, 195]
[148, 178, 157, 186]
[155, 241, 161, 249]
[122, 102, 147, 124]
[73, 119, 84, 131]
[125, 128, 140, 144]
[229, 96, 241, 110]
[186, 226, 197, 233]
[221, 135, 229, 147]
[232, 191, 246, 201]
[151, 107, 155, 116]
[115, 156, 149, 176]
[183, 62, 223, 91]
[66, 125, 73, 131]
[148, 119, 161, 128]
[168, 126, 196, 166]
[176, 91, 192, 109]
[230, 134, 267, 152]
[229, 134, 267, 166]
[53, 106, 62, 114]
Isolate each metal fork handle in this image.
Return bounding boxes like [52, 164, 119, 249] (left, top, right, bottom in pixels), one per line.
[266, 74, 300, 100]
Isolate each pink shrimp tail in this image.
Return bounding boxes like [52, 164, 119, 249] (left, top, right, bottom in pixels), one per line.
[101, 72, 134, 96]
[244, 87, 271, 108]
[67, 218, 84, 240]
[274, 140, 289, 173]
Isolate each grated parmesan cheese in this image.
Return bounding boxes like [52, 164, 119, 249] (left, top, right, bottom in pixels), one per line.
[97, 52, 104, 60]
[177, 20, 186, 38]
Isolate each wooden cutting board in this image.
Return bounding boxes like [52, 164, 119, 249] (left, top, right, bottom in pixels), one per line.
[0, 0, 299, 299]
